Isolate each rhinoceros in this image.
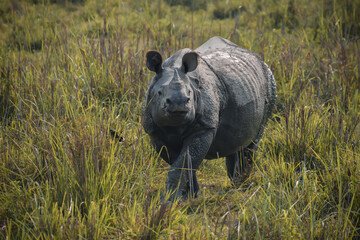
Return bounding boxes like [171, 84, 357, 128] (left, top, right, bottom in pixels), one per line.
[142, 36, 276, 200]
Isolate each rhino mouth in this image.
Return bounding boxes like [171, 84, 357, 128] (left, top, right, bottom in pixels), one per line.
[163, 108, 192, 125]
[166, 110, 189, 118]
[165, 104, 190, 114]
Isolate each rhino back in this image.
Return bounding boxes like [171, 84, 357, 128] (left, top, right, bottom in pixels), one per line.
[196, 36, 268, 108]
[196, 37, 272, 158]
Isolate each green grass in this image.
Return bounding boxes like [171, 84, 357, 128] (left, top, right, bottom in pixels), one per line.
[0, 0, 359, 239]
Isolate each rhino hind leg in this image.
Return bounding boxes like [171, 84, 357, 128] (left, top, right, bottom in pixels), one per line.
[226, 142, 258, 186]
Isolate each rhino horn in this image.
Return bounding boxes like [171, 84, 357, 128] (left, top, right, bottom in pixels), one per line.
[169, 70, 185, 89]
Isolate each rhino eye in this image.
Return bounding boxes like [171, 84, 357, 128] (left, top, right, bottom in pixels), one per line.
[158, 91, 162, 96]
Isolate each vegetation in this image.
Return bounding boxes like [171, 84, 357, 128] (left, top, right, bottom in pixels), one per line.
[0, 0, 359, 238]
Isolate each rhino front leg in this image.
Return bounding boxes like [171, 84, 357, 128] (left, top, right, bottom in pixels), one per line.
[151, 137, 179, 165]
[165, 130, 215, 201]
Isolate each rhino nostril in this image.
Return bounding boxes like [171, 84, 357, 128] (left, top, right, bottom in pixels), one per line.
[166, 98, 171, 104]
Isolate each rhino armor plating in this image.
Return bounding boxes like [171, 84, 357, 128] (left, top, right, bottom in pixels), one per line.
[142, 36, 276, 200]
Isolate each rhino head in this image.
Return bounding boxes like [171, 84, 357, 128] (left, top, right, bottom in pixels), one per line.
[145, 50, 199, 127]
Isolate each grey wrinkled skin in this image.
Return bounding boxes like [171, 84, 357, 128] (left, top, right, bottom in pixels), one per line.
[142, 36, 276, 200]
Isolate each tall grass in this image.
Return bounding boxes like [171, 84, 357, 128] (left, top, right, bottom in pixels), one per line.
[1, 0, 359, 238]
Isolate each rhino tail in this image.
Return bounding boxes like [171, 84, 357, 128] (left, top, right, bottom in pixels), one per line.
[266, 64, 277, 118]
[252, 63, 277, 145]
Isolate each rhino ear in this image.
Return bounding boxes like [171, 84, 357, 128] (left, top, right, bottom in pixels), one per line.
[182, 51, 199, 73]
[146, 50, 163, 73]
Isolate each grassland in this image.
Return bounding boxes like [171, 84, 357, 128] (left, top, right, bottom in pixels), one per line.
[0, 0, 359, 239]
